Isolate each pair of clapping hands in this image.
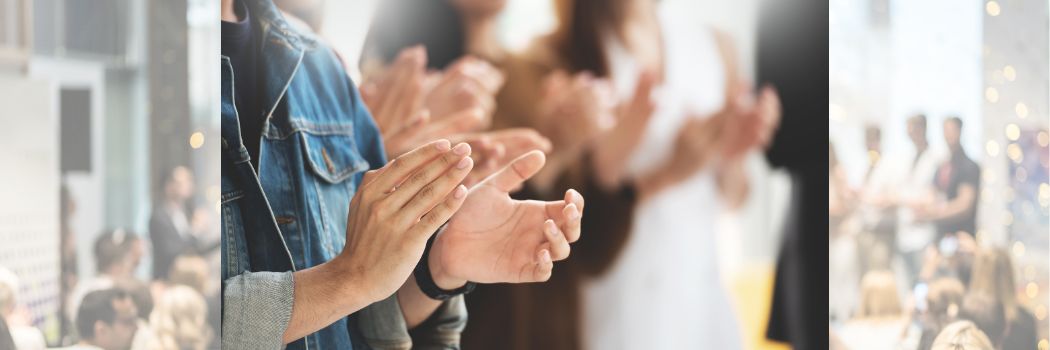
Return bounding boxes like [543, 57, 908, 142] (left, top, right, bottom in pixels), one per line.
[340, 47, 581, 302]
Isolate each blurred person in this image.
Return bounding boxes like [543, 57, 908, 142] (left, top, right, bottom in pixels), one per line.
[0, 271, 46, 350]
[149, 165, 218, 281]
[757, 0, 830, 346]
[64, 289, 139, 350]
[0, 317, 16, 350]
[149, 285, 211, 350]
[220, 1, 584, 350]
[167, 255, 219, 350]
[829, 141, 861, 322]
[67, 230, 144, 325]
[895, 114, 943, 283]
[967, 248, 1038, 350]
[930, 320, 995, 350]
[835, 270, 910, 350]
[113, 279, 155, 350]
[919, 232, 978, 287]
[916, 277, 966, 350]
[856, 124, 897, 274]
[916, 117, 980, 239]
[958, 293, 1006, 348]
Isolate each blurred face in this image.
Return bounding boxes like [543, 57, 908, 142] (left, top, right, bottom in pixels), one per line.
[166, 166, 195, 202]
[907, 120, 926, 146]
[943, 121, 961, 151]
[94, 297, 138, 350]
[450, 0, 508, 18]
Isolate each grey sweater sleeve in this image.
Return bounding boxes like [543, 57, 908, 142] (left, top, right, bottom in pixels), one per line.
[222, 271, 295, 350]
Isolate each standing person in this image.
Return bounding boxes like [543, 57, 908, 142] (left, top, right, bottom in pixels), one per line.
[67, 230, 145, 326]
[149, 166, 217, 280]
[220, 1, 585, 350]
[757, 0, 829, 347]
[896, 114, 942, 283]
[916, 117, 980, 238]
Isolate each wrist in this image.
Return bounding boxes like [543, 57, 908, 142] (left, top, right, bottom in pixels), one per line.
[427, 232, 467, 290]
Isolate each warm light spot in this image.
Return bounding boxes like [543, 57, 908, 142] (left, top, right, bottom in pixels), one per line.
[985, 87, 999, 103]
[1039, 339, 1048, 350]
[1037, 305, 1048, 321]
[190, 132, 205, 149]
[1012, 241, 1025, 257]
[1003, 65, 1016, 81]
[1006, 124, 1021, 141]
[1026, 282, 1038, 299]
[986, 140, 1000, 157]
[1038, 131, 1049, 147]
[1007, 143, 1023, 163]
[1015, 102, 1029, 118]
[1040, 183, 1049, 200]
[986, 1, 1001, 16]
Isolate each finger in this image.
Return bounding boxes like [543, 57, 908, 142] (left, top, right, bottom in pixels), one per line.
[543, 219, 571, 261]
[529, 250, 554, 282]
[491, 128, 552, 155]
[421, 107, 487, 137]
[368, 139, 452, 194]
[399, 152, 472, 221]
[409, 184, 469, 240]
[560, 203, 582, 243]
[387, 142, 472, 210]
[481, 150, 546, 192]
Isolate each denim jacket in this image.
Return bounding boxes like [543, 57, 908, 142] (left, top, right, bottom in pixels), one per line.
[220, 1, 466, 349]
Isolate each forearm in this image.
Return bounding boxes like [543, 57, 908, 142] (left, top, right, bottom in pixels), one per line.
[283, 258, 375, 344]
[398, 232, 467, 329]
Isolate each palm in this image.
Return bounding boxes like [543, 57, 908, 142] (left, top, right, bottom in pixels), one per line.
[432, 151, 583, 284]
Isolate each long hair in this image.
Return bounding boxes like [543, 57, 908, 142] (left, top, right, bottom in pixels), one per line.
[361, 0, 465, 70]
[550, 0, 631, 77]
[968, 248, 1019, 322]
[856, 270, 902, 318]
[150, 286, 211, 350]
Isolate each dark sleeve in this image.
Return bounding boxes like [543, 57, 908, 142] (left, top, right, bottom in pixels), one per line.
[514, 153, 638, 278]
[149, 210, 184, 280]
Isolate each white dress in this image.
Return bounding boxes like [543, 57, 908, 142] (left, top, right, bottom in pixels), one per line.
[581, 4, 743, 349]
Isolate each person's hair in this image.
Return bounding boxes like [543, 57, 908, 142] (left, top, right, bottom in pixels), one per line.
[931, 320, 995, 350]
[968, 247, 1018, 322]
[0, 282, 13, 315]
[93, 229, 140, 273]
[926, 277, 966, 328]
[856, 270, 902, 318]
[115, 278, 153, 320]
[169, 255, 210, 294]
[77, 288, 128, 340]
[944, 116, 963, 130]
[551, 0, 631, 77]
[959, 293, 1006, 347]
[362, 0, 465, 70]
[909, 113, 927, 131]
[150, 285, 212, 350]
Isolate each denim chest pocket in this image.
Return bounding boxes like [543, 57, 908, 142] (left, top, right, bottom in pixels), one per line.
[298, 131, 370, 260]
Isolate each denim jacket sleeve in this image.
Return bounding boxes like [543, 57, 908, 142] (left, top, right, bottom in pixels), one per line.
[222, 271, 295, 350]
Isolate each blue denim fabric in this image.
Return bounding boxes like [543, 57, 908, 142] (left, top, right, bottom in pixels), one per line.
[220, 1, 464, 349]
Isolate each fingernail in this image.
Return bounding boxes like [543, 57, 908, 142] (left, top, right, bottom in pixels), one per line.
[434, 139, 451, 151]
[456, 156, 472, 169]
[540, 250, 551, 263]
[453, 142, 471, 155]
[454, 184, 467, 199]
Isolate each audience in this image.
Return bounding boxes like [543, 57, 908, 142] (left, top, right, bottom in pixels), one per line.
[967, 248, 1038, 350]
[66, 289, 139, 350]
[836, 270, 910, 349]
[149, 285, 212, 350]
[67, 230, 144, 326]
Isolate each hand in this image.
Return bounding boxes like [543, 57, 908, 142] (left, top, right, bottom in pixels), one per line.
[429, 151, 585, 287]
[718, 84, 781, 160]
[537, 70, 615, 155]
[591, 71, 658, 189]
[337, 139, 475, 301]
[423, 56, 505, 127]
[451, 128, 553, 188]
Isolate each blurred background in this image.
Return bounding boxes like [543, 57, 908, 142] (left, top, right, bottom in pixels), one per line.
[0, 0, 220, 348]
[829, 0, 1049, 348]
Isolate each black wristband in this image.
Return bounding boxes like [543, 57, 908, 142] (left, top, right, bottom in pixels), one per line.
[414, 230, 475, 301]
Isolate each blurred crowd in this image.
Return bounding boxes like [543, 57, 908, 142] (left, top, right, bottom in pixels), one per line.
[828, 115, 1042, 350]
[0, 166, 219, 350]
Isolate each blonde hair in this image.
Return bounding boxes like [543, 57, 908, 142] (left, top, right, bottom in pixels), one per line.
[149, 285, 211, 350]
[856, 270, 902, 318]
[931, 320, 994, 350]
[168, 255, 209, 294]
[968, 247, 1018, 322]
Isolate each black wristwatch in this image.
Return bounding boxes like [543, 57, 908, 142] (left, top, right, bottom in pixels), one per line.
[415, 230, 476, 300]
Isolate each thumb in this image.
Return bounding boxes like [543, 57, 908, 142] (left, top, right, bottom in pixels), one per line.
[481, 150, 546, 192]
